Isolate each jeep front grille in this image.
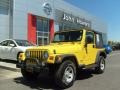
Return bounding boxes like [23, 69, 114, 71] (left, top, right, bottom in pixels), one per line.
[28, 50, 44, 60]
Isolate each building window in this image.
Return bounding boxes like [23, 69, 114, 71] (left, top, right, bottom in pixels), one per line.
[36, 17, 49, 45]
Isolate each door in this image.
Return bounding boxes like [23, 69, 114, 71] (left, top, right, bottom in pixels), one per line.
[0, 40, 10, 59]
[0, 40, 18, 60]
[7, 40, 17, 60]
[84, 31, 98, 65]
[36, 17, 49, 45]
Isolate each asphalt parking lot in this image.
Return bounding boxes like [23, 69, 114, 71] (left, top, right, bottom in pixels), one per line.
[0, 51, 120, 90]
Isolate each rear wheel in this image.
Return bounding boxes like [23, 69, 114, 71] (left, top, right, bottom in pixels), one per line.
[94, 56, 105, 74]
[55, 60, 76, 89]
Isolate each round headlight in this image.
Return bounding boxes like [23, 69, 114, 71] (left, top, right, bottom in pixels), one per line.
[26, 51, 30, 57]
[43, 51, 49, 59]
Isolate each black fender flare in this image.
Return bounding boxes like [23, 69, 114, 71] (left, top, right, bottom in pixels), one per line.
[55, 54, 79, 68]
[95, 51, 107, 64]
[17, 51, 24, 60]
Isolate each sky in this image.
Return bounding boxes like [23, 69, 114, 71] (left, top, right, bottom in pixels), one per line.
[64, 0, 120, 41]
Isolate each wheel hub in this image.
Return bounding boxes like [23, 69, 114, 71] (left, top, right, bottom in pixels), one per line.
[63, 66, 74, 83]
[100, 60, 105, 70]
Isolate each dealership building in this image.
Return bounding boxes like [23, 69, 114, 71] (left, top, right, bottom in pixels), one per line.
[0, 0, 107, 45]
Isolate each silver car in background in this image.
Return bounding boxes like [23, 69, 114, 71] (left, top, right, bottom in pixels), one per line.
[0, 39, 34, 61]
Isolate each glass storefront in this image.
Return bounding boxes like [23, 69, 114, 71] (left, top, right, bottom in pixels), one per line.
[36, 17, 49, 45]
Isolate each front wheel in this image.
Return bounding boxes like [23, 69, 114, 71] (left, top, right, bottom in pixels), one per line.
[94, 56, 105, 74]
[55, 60, 76, 89]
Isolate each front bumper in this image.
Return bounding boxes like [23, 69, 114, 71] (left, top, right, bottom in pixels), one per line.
[16, 58, 49, 73]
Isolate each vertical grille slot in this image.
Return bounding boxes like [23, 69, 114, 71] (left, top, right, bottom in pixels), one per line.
[40, 51, 43, 60]
[28, 50, 44, 60]
[36, 51, 38, 59]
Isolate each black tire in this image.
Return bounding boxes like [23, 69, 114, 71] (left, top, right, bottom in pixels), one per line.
[55, 60, 76, 89]
[21, 68, 39, 81]
[17, 52, 22, 63]
[94, 56, 105, 74]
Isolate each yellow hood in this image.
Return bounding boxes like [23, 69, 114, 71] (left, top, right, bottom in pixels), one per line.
[28, 42, 82, 54]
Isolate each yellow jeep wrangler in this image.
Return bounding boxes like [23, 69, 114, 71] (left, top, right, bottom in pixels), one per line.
[17, 29, 107, 88]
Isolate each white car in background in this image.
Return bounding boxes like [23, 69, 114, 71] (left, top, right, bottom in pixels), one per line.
[0, 39, 34, 61]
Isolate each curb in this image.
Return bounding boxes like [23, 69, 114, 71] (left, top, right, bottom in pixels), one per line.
[0, 59, 20, 72]
[0, 65, 20, 72]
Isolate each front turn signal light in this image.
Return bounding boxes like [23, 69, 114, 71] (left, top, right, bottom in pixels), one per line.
[18, 52, 25, 61]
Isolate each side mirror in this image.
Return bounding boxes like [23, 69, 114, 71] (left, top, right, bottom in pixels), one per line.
[9, 44, 15, 47]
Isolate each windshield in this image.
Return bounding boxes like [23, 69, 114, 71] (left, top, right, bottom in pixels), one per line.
[15, 40, 34, 46]
[53, 30, 83, 42]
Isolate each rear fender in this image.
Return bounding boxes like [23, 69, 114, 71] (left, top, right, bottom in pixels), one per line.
[95, 51, 107, 64]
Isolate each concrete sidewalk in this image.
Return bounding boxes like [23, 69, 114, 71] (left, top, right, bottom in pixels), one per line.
[0, 60, 20, 72]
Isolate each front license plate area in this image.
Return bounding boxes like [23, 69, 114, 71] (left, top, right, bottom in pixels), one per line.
[26, 59, 38, 72]
[26, 59, 37, 67]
